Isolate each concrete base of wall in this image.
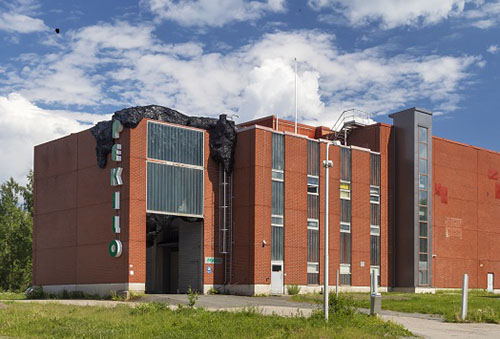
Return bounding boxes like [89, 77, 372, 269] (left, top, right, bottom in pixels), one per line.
[40, 283, 145, 296]
[203, 284, 390, 296]
[392, 287, 436, 294]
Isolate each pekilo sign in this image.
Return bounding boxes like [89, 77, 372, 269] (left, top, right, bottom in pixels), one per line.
[109, 120, 123, 258]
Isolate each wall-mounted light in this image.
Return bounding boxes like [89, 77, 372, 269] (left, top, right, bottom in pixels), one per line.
[262, 240, 267, 247]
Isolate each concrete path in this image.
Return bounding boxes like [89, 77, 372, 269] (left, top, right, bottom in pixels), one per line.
[379, 312, 500, 339]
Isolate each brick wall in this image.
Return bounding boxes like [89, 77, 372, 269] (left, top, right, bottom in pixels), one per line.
[34, 130, 128, 286]
[432, 137, 500, 289]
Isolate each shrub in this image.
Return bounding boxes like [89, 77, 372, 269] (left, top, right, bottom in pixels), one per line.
[286, 284, 301, 296]
[187, 286, 199, 307]
[328, 292, 355, 317]
[25, 286, 46, 299]
[207, 287, 219, 295]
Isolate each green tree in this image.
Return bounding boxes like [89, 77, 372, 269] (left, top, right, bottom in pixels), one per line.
[0, 174, 33, 291]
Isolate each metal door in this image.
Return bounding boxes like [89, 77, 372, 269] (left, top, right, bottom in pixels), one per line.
[271, 264, 283, 294]
[487, 273, 494, 292]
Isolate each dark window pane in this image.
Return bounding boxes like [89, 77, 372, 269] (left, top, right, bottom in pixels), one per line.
[419, 222, 428, 237]
[370, 153, 381, 186]
[308, 229, 319, 262]
[272, 133, 284, 170]
[340, 274, 351, 285]
[419, 190, 428, 206]
[272, 181, 284, 216]
[370, 203, 380, 226]
[308, 141, 319, 176]
[370, 235, 380, 266]
[419, 206, 428, 221]
[340, 233, 351, 264]
[307, 273, 319, 285]
[419, 175, 428, 190]
[307, 194, 319, 220]
[147, 162, 203, 216]
[420, 253, 428, 262]
[340, 148, 351, 181]
[340, 199, 351, 223]
[147, 122, 204, 166]
[419, 238, 428, 253]
[271, 226, 284, 261]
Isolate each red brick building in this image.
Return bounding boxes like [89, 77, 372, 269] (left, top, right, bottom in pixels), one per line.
[33, 107, 500, 295]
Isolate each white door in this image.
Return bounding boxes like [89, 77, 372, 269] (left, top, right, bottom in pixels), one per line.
[271, 264, 283, 294]
[487, 273, 494, 292]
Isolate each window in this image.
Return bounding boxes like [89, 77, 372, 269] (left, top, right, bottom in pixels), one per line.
[146, 122, 204, 217]
[271, 133, 284, 262]
[340, 147, 352, 285]
[418, 126, 429, 286]
[307, 140, 320, 284]
[370, 153, 381, 268]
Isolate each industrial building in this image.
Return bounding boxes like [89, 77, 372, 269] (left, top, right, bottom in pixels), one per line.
[33, 106, 500, 295]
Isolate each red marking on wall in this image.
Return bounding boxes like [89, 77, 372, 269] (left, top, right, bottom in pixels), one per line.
[496, 183, 500, 199]
[435, 183, 448, 203]
[488, 169, 499, 180]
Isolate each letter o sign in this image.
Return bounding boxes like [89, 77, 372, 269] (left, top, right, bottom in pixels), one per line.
[109, 240, 123, 258]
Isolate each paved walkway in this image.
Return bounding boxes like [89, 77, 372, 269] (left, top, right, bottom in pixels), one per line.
[379, 312, 500, 339]
[3, 295, 500, 338]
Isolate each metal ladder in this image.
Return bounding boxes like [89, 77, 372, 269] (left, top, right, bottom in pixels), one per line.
[218, 165, 233, 285]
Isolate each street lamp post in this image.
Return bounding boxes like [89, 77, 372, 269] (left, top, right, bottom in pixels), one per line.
[323, 143, 333, 320]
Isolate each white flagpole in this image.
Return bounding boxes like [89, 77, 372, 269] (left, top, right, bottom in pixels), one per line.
[294, 57, 298, 134]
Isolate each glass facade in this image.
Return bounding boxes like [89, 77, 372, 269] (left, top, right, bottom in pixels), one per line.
[307, 141, 320, 284]
[340, 147, 352, 285]
[418, 126, 429, 285]
[146, 122, 204, 217]
[271, 133, 285, 262]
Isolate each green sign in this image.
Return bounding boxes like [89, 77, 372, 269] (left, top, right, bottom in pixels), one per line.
[205, 257, 222, 264]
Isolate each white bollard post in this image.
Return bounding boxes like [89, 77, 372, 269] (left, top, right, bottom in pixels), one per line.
[461, 273, 469, 321]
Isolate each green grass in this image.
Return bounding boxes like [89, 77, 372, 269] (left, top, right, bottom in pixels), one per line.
[291, 291, 500, 323]
[0, 291, 26, 300]
[0, 302, 412, 338]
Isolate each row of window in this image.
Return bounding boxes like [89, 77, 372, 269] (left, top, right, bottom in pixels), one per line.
[418, 126, 429, 286]
[271, 135, 382, 286]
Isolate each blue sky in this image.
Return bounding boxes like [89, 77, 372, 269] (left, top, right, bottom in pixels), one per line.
[1, 0, 499, 183]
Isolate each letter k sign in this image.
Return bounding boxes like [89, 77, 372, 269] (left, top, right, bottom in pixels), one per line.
[111, 167, 123, 186]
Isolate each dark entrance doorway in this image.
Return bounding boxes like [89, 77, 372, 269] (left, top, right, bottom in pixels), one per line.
[146, 214, 202, 294]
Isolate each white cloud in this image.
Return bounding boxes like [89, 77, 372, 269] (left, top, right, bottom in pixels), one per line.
[0, 92, 110, 184]
[308, 0, 500, 30]
[0, 0, 48, 34]
[487, 44, 499, 54]
[0, 12, 47, 33]
[308, 0, 470, 29]
[465, 0, 500, 28]
[143, 0, 286, 27]
[0, 23, 481, 137]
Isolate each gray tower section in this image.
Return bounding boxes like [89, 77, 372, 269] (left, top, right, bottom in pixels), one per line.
[389, 108, 433, 288]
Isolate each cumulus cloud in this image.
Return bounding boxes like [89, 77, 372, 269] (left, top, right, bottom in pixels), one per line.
[0, 93, 110, 184]
[487, 44, 499, 54]
[143, 0, 286, 27]
[465, 0, 500, 28]
[308, 0, 500, 30]
[308, 0, 470, 28]
[0, 0, 48, 34]
[0, 22, 481, 128]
